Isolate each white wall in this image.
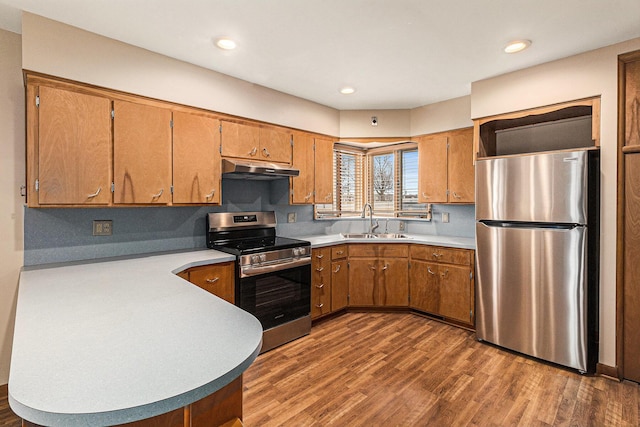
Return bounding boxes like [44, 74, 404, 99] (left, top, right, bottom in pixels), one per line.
[471, 37, 640, 368]
[339, 109, 411, 138]
[21, 13, 340, 137]
[410, 96, 473, 135]
[0, 28, 25, 385]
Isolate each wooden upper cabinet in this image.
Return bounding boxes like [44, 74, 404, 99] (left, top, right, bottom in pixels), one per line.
[260, 127, 292, 163]
[34, 85, 112, 206]
[417, 128, 474, 204]
[113, 100, 172, 204]
[417, 134, 448, 203]
[290, 132, 315, 204]
[314, 137, 335, 204]
[447, 128, 474, 203]
[220, 120, 291, 164]
[220, 120, 260, 160]
[173, 112, 221, 204]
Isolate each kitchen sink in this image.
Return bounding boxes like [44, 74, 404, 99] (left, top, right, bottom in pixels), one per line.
[341, 233, 409, 239]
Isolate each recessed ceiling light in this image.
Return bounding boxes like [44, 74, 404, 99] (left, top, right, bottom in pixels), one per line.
[504, 39, 531, 54]
[215, 38, 237, 50]
[340, 86, 356, 95]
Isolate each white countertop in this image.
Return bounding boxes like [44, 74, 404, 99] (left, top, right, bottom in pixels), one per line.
[9, 250, 263, 427]
[300, 233, 476, 250]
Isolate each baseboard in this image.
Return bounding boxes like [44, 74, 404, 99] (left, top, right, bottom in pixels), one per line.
[596, 363, 621, 381]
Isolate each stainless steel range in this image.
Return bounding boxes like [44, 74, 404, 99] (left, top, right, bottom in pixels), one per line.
[206, 211, 311, 353]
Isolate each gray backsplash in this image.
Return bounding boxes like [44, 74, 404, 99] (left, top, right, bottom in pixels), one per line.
[24, 178, 475, 265]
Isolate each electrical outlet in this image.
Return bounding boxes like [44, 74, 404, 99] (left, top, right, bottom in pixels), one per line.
[93, 220, 113, 236]
[442, 212, 450, 223]
[287, 212, 297, 223]
[398, 221, 405, 231]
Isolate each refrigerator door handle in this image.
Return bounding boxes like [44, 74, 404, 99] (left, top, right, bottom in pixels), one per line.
[479, 220, 583, 230]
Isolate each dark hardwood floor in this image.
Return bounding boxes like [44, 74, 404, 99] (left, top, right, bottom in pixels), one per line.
[243, 312, 640, 427]
[1, 312, 638, 426]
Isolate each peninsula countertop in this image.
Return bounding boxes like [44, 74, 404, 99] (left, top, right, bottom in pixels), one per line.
[9, 250, 263, 427]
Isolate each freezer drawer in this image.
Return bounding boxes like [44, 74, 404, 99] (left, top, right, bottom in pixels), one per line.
[475, 222, 592, 372]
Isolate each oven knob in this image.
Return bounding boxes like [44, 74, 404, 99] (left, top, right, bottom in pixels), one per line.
[251, 255, 260, 265]
[259, 254, 267, 263]
[292, 248, 300, 257]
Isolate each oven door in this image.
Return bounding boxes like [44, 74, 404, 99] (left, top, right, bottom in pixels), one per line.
[237, 263, 311, 330]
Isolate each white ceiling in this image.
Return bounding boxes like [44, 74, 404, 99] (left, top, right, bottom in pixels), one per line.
[1, 0, 640, 110]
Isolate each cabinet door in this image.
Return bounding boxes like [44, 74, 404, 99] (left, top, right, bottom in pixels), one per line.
[220, 120, 260, 160]
[409, 260, 440, 313]
[259, 127, 291, 164]
[439, 264, 473, 324]
[348, 258, 377, 306]
[448, 128, 475, 203]
[314, 137, 334, 204]
[113, 100, 172, 204]
[173, 112, 221, 204]
[290, 132, 315, 204]
[380, 258, 408, 306]
[418, 134, 448, 203]
[331, 259, 348, 311]
[312, 248, 332, 319]
[37, 86, 112, 205]
[188, 262, 235, 304]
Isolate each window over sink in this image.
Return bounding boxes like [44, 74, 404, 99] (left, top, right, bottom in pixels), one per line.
[315, 141, 429, 219]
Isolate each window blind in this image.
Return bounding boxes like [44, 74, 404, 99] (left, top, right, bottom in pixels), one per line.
[315, 148, 364, 218]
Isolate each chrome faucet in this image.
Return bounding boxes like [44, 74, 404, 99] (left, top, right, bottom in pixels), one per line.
[361, 203, 379, 234]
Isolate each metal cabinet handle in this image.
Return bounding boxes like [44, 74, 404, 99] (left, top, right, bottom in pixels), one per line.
[422, 192, 429, 199]
[205, 189, 215, 200]
[369, 265, 376, 271]
[304, 192, 312, 201]
[316, 267, 324, 272]
[206, 277, 220, 284]
[453, 192, 462, 199]
[315, 283, 324, 289]
[382, 264, 389, 271]
[441, 269, 449, 279]
[324, 193, 332, 201]
[315, 303, 324, 308]
[87, 187, 101, 198]
[262, 147, 270, 158]
[432, 252, 442, 258]
[333, 265, 341, 273]
[316, 254, 324, 259]
[336, 251, 344, 255]
[427, 267, 436, 275]
[152, 189, 164, 199]
[249, 147, 258, 156]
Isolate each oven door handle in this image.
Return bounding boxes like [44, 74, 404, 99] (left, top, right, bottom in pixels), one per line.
[240, 256, 311, 278]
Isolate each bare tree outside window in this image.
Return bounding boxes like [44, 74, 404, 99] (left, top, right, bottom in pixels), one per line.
[372, 153, 394, 212]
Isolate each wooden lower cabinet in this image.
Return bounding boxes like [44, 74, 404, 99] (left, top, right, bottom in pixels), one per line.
[409, 245, 475, 327]
[311, 245, 349, 319]
[22, 376, 243, 427]
[312, 247, 332, 319]
[178, 262, 235, 304]
[348, 244, 408, 307]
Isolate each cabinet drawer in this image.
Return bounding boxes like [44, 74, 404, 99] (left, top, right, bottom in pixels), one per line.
[187, 262, 235, 304]
[410, 245, 471, 265]
[331, 245, 348, 260]
[349, 244, 408, 258]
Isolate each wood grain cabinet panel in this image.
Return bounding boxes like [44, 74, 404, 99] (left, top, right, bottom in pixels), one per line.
[312, 247, 332, 319]
[314, 137, 335, 204]
[113, 100, 172, 204]
[348, 257, 378, 306]
[409, 245, 475, 327]
[35, 85, 112, 206]
[259, 127, 292, 164]
[290, 132, 315, 204]
[331, 259, 349, 312]
[416, 128, 474, 204]
[186, 262, 235, 304]
[220, 121, 291, 164]
[172, 112, 221, 204]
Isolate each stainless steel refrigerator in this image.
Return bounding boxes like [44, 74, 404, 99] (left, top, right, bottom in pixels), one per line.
[475, 148, 599, 373]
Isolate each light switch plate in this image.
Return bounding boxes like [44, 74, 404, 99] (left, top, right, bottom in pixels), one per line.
[442, 212, 450, 223]
[287, 212, 297, 223]
[93, 220, 113, 236]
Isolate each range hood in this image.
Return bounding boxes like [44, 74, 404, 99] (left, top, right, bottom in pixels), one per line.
[221, 158, 300, 180]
